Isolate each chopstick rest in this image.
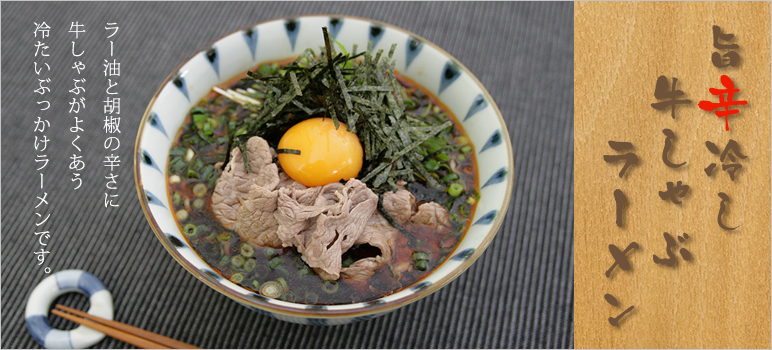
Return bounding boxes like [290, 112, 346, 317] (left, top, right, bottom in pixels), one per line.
[25, 270, 114, 349]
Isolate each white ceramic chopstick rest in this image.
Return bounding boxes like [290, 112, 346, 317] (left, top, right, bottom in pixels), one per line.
[25, 270, 114, 349]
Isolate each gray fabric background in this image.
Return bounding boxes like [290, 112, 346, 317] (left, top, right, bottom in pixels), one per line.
[1, 2, 574, 348]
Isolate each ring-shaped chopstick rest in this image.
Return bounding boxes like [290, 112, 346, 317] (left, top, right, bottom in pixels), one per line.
[25, 270, 114, 349]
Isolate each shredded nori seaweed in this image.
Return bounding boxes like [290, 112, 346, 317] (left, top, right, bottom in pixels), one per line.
[225, 26, 450, 193]
[276, 148, 301, 155]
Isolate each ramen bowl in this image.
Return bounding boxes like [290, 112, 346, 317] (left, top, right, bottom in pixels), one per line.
[134, 15, 513, 325]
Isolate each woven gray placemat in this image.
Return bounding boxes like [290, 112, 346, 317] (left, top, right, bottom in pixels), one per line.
[1, 2, 574, 348]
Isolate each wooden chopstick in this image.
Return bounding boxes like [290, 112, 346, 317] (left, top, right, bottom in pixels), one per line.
[53, 304, 199, 349]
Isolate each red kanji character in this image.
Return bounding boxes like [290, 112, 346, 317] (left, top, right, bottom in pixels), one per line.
[698, 75, 747, 131]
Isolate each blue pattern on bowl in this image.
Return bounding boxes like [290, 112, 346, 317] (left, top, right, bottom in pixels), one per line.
[148, 112, 169, 138]
[438, 61, 461, 94]
[202, 269, 223, 281]
[410, 281, 432, 292]
[464, 94, 488, 121]
[452, 248, 476, 261]
[473, 210, 497, 226]
[205, 47, 219, 78]
[480, 130, 502, 153]
[405, 37, 423, 69]
[172, 74, 190, 102]
[284, 19, 300, 51]
[242, 28, 258, 60]
[369, 24, 385, 48]
[482, 168, 508, 189]
[167, 234, 185, 248]
[140, 149, 162, 174]
[328, 18, 344, 39]
[145, 190, 166, 209]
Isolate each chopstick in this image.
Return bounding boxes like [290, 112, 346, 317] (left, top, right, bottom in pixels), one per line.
[52, 304, 200, 349]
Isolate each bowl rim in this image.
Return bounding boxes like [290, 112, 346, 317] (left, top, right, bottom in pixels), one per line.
[134, 14, 514, 319]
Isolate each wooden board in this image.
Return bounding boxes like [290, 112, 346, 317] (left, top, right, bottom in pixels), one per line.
[574, 2, 771, 348]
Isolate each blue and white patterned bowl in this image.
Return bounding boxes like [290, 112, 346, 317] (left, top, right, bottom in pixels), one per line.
[134, 15, 513, 325]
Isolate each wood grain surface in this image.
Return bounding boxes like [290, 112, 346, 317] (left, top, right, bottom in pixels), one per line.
[574, 2, 770, 348]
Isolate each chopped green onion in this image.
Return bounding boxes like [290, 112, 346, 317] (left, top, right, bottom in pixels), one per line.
[322, 281, 339, 294]
[184, 148, 195, 162]
[231, 273, 244, 283]
[281, 291, 296, 302]
[170, 146, 186, 157]
[269, 256, 283, 269]
[193, 198, 205, 210]
[202, 122, 213, 135]
[240, 243, 255, 257]
[457, 154, 466, 162]
[263, 247, 276, 257]
[243, 258, 257, 272]
[207, 117, 219, 130]
[231, 255, 245, 267]
[234, 126, 248, 137]
[259, 281, 282, 298]
[403, 99, 417, 110]
[461, 145, 472, 154]
[298, 266, 315, 277]
[424, 159, 440, 172]
[422, 137, 447, 154]
[389, 264, 398, 280]
[186, 169, 199, 179]
[176, 209, 189, 221]
[442, 173, 459, 182]
[216, 231, 232, 242]
[257, 63, 276, 76]
[412, 251, 430, 271]
[435, 153, 450, 162]
[412, 251, 430, 261]
[192, 113, 207, 123]
[193, 183, 208, 197]
[277, 277, 288, 290]
[219, 255, 230, 266]
[304, 292, 319, 304]
[193, 157, 204, 170]
[457, 136, 469, 145]
[252, 280, 260, 290]
[448, 183, 465, 197]
[172, 192, 182, 206]
[275, 265, 290, 276]
[466, 196, 476, 205]
[191, 106, 208, 115]
[183, 223, 198, 237]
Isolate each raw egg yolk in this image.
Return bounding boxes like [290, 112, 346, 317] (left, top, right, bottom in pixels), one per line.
[278, 118, 363, 187]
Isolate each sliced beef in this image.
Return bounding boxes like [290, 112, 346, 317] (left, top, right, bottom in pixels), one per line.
[211, 137, 281, 247]
[382, 190, 415, 224]
[276, 179, 379, 280]
[278, 171, 307, 191]
[210, 136, 450, 283]
[410, 202, 451, 231]
[340, 213, 398, 281]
